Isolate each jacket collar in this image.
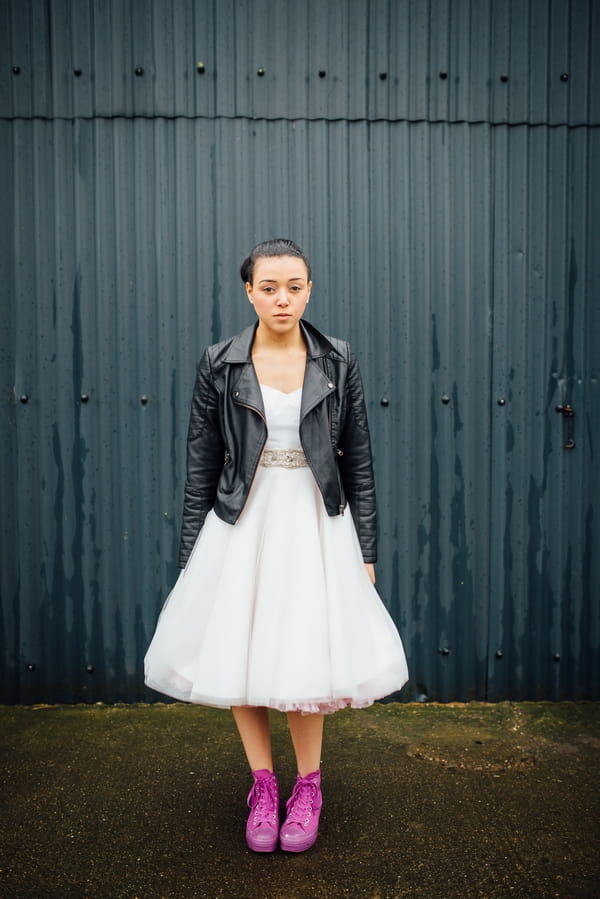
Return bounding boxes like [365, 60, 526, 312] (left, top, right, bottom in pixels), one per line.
[225, 320, 340, 419]
[224, 319, 339, 364]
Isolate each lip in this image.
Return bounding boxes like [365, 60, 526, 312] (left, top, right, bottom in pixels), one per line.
[273, 313, 292, 318]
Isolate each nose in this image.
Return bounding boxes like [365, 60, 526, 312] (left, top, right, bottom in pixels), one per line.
[276, 289, 290, 306]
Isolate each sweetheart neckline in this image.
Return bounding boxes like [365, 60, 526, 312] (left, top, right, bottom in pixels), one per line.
[259, 384, 303, 396]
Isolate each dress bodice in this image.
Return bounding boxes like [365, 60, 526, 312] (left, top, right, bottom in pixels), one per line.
[260, 385, 303, 450]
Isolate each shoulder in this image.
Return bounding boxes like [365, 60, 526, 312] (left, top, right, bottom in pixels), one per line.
[301, 320, 352, 363]
[201, 324, 256, 368]
[323, 334, 351, 360]
[203, 334, 236, 362]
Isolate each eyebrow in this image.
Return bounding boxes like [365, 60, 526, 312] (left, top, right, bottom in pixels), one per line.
[258, 277, 305, 284]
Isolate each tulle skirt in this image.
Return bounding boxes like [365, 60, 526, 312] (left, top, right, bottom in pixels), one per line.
[144, 463, 408, 714]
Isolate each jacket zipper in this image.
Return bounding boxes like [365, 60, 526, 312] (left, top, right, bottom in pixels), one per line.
[233, 398, 267, 521]
[335, 447, 345, 514]
[323, 356, 345, 516]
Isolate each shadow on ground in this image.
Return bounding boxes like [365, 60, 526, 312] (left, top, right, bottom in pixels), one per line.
[1, 702, 599, 898]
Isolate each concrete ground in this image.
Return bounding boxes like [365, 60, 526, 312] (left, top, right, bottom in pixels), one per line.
[0, 701, 598, 899]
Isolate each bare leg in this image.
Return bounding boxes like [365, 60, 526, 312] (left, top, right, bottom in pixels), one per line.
[231, 706, 273, 771]
[286, 711, 324, 776]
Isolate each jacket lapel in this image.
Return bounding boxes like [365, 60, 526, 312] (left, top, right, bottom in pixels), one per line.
[301, 357, 336, 419]
[231, 362, 265, 416]
[299, 321, 338, 419]
[224, 324, 264, 415]
[222, 319, 337, 419]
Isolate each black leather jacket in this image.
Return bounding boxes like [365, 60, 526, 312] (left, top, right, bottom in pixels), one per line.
[179, 319, 377, 566]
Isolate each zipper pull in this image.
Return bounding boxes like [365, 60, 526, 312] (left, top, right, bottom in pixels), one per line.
[339, 504, 345, 516]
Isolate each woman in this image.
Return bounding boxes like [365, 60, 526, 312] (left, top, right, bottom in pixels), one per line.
[145, 238, 408, 853]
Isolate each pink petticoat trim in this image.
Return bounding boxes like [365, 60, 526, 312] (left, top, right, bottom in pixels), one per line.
[226, 698, 377, 715]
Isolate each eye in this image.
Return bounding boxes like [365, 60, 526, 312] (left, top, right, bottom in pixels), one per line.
[290, 285, 302, 292]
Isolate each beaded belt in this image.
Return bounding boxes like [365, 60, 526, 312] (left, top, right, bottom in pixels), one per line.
[260, 448, 308, 469]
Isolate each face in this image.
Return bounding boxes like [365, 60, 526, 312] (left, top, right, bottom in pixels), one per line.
[246, 255, 312, 336]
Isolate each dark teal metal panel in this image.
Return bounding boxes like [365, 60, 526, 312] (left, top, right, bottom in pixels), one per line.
[1, 0, 598, 124]
[1, 0, 598, 703]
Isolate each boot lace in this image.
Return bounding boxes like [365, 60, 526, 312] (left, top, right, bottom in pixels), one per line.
[285, 779, 318, 827]
[247, 776, 278, 827]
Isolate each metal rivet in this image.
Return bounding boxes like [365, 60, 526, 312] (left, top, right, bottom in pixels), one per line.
[553, 653, 561, 662]
[80, 393, 89, 403]
[318, 70, 326, 78]
[26, 663, 36, 672]
[12, 66, 21, 75]
[379, 72, 387, 81]
[495, 649, 503, 659]
[439, 647, 450, 656]
[560, 72, 569, 82]
[73, 67, 82, 77]
[140, 395, 149, 405]
[86, 664, 94, 673]
[257, 67, 266, 77]
[500, 73, 509, 83]
[380, 397, 389, 407]
[196, 61, 205, 74]
[439, 70, 448, 80]
[497, 398, 506, 406]
[20, 394, 29, 404]
[441, 394, 450, 405]
[135, 66, 144, 76]
[328, 382, 334, 389]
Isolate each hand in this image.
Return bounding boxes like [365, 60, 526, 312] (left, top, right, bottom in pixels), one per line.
[364, 563, 376, 585]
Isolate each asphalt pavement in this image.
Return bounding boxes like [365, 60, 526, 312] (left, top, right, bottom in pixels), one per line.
[1, 701, 598, 898]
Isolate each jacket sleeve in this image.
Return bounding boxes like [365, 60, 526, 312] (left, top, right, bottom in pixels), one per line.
[337, 350, 378, 563]
[178, 350, 225, 567]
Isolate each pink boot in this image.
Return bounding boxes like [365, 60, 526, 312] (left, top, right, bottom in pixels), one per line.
[279, 770, 322, 853]
[245, 769, 279, 853]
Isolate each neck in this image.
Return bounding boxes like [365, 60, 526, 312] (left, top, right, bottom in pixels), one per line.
[253, 322, 306, 353]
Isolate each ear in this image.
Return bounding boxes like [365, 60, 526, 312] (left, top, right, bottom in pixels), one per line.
[245, 281, 253, 302]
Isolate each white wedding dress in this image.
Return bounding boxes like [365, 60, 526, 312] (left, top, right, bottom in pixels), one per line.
[144, 384, 408, 713]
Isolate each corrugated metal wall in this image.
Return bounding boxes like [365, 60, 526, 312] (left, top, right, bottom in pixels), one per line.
[1, 0, 598, 703]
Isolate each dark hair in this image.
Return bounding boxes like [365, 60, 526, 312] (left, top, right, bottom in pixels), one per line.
[240, 238, 311, 284]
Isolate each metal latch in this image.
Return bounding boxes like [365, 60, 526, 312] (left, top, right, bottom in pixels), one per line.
[555, 404, 575, 449]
